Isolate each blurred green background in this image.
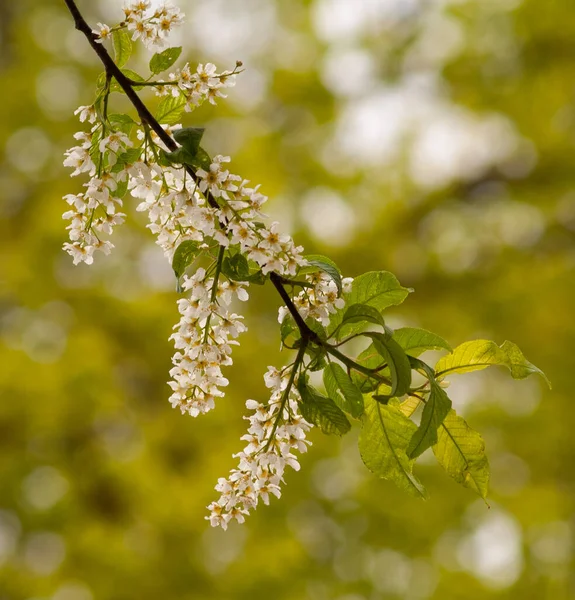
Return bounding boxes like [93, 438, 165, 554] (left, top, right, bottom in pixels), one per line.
[0, 0, 573, 598]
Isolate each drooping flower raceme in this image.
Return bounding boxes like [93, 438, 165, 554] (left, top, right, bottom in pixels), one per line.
[207, 365, 313, 530]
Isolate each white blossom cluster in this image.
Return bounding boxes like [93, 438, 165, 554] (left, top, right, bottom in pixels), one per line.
[93, 1, 184, 49]
[279, 273, 354, 327]
[157, 62, 238, 109]
[62, 128, 132, 265]
[207, 365, 312, 529]
[168, 268, 249, 416]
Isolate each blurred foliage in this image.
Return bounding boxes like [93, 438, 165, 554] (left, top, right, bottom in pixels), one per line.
[0, 0, 573, 598]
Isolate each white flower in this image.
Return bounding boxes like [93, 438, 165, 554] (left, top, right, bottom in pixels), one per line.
[93, 23, 111, 42]
[74, 105, 96, 123]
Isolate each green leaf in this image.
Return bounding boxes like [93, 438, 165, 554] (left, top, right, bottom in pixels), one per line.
[500, 340, 551, 388]
[297, 379, 351, 436]
[112, 29, 132, 68]
[359, 395, 428, 498]
[302, 254, 342, 295]
[434, 339, 550, 387]
[347, 271, 411, 311]
[407, 382, 452, 459]
[366, 332, 412, 398]
[172, 240, 201, 281]
[433, 409, 489, 499]
[108, 113, 136, 135]
[155, 95, 187, 125]
[340, 303, 386, 330]
[150, 47, 183, 75]
[393, 327, 452, 357]
[323, 362, 364, 418]
[329, 271, 410, 338]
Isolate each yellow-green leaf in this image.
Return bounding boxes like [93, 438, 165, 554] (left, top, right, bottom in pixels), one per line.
[433, 409, 489, 499]
[359, 396, 428, 499]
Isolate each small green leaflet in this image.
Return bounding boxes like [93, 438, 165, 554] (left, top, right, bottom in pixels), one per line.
[297, 378, 351, 436]
[172, 240, 201, 283]
[323, 362, 364, 418]
[329, 271, 410, 338]
[155, 95, 187, 125]
[112, 30, 132, 68]
[359, 396, 428, 499]
[393, 327, 452, 357]
[433, 409, 489, 499]
[434, 339, 550, 387]
[150, 47, 183, 74]
[407, 381, 452, 459]
[302, 255, 342, 295]
[366, 332, 412, 399]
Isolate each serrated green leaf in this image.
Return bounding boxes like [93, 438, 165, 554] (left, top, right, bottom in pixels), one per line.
[329, 271, 410, 338]
[298, 379, 351, 436]
[112, 29, 132, 68]
[302, 254, 342, 295]
[323, 362, 364, 418]
[359, 395, 428, 498]
[433, 409, 489, 499]
[172, 240, 201, 281]
[393, 327, 452, 357]
[156, 95, 187, 125]
[435, 339, 550, 387]
[366, 332, 412, 399]
[407, 382, 452, 459]
[150, 47, 182, 74]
